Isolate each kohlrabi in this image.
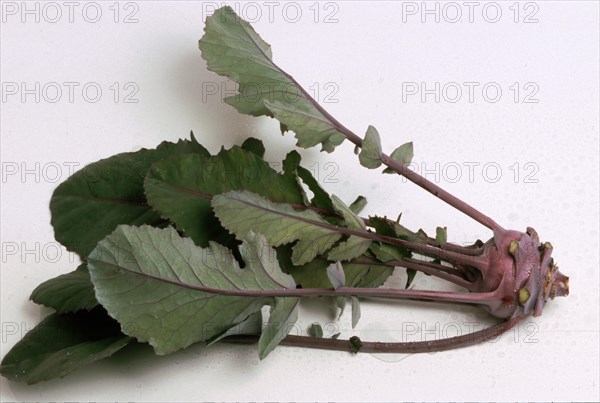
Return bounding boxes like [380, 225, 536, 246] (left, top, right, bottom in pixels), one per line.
[0, 6, 568, 385]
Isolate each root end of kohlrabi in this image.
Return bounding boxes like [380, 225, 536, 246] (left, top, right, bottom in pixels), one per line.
[470, 227, 569, 319]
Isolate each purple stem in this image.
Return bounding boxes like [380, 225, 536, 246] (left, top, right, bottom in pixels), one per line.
[223, 315, 523, 354]
[283, 71, 504, 233]
[395, 259, 475, 290]
[351, 256, 474, 290]
[89, 257, 497, 307]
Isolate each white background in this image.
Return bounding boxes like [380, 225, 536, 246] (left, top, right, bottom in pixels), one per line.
[1, 1, 599, 401]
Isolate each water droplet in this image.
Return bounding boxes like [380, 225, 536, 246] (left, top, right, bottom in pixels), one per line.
[136, 383, 142, 388]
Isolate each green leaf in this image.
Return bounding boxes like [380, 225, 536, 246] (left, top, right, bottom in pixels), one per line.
[309, 323, 323, 338]
[327, 195, 371, 261]
[368, 215, 420, 245]
[199, 6, 346, 153]
[436, 226, 448, 244]
[276, 245, 329, 288]
[282, 151, 333, 210]
[259, 297, 300, 359]
[406, 269, 417, 289]
[0, 308, 131, 384]
[88, 226, 297, 356]
[348, 196, 367, 214]
[183, 132, 213, 156]
[144, 146, 304, 246]
[351, 297, 361, 329]
[297, 165, 334, 211]
[367, 223, 416, 289]
[30, 264, 97, 313]
[276, 245, 394, 290]
[212, 191, 343, 265]
[241, 137, 266, 158]
[326, 262, 346, 289]
[413, 228, 429, 244]
[264, 100, 346, 153]
[206, 312, 263, 347]
[345, 263, 394, 289]
[369, 242, 409, 262]
[368, 217, 414, 261]
[336, 296, 347, 319]
[349, 336, 363, 354]
[282, 151, 310, 206]
[383, 142, 414, 174]
[51, 136, 209, 257]
[359, 125, 382, 169]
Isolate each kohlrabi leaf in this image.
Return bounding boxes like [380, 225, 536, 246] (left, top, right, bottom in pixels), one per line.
[413, 229, 429, 244]
[276, 245, 394, 289]
[368, 219, 417, 288]
[282, 151, 310, 206]
[88, 226, 297, 356]
[327, 195, 371, 261]
[344, 263, 394, 288]
[0, 308, 131, 385]
[383, 142, 414, 174]
[297, 165, 334, 211]
[369, 242, 410, 262]
[30, 264, 97, 313]
[406, 269, 417, 289]
[240, 137, 266, 158]
[336, 297, 347, 319]
[368, 215, 416, 241]
[345, 263, 394, 289]
[436, 226, 448, 244]
[359, 126, 382, 169]
[275, 246, 329, 288]
[281, 150, 335, 211]
[205, 312, 263, 347]
[349, 336, 363, 354]
[326, 262, 346, 289]
[144, 146, 304, 246]
[199, 6, 346, 153]
[263, 100, 346, 152]
[179, 131, 213, 156]
[348, 196, 367, 214]
[51, 136, 209, 257]
[309, 323, 324, 338]
[351, 296, 361, 329]
[212, 191, 343, 265]
[258, 297, 300, 359]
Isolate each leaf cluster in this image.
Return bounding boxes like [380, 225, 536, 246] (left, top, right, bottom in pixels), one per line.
[2, 133, 418, 384]
[2, 6, 425, 384]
